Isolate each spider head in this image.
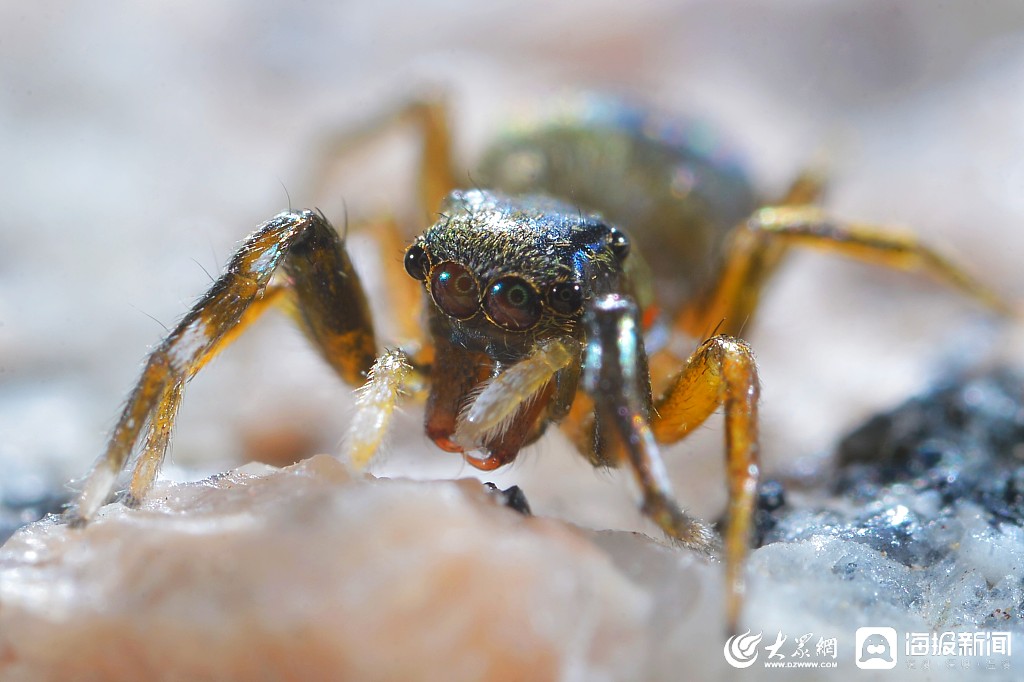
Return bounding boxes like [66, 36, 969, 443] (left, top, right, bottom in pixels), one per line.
[405, 188, 631, 361]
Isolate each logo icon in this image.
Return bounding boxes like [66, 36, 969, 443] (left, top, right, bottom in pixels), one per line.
[724, 630, 763, 668]
[856, 627, 897, 670]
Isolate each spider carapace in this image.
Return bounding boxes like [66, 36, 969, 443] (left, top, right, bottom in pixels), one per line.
[67, 97, 1011, 633]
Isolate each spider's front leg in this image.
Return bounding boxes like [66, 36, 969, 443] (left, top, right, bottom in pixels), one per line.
[67, 210, 378, 525]
[581, 295, 760, 635]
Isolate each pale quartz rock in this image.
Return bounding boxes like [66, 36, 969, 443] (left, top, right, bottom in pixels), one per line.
[0, 455, 723, 682]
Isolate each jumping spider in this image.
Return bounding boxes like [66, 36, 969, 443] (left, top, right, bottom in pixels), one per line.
[66, 96, 1010, 632]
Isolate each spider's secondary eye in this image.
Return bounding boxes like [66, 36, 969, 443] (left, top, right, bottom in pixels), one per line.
[547, 281, 583, 315]
[430, 262, 480, 319]
[608, 227, 630, 260]
[404, 242, 430, 281]
[485, 277, 542, 331]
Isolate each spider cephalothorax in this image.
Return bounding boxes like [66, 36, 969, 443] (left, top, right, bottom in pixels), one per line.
[407, 189, 630, 346]
[402, 189, 636, 466]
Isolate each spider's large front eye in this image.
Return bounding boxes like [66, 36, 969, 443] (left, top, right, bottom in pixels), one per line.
[404, 242, 430, 281]
[430, 262, 480, 319]
[485, 277, 542, 331]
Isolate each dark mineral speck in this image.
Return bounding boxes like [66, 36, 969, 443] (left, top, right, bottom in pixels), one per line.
[484, 482, 532, 516]
[752, 479, 787, 545]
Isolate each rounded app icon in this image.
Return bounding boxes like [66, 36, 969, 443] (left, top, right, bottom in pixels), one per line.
[856, 627, 898, 670]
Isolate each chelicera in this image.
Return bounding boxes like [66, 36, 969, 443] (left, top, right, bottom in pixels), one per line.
[66, 96, 1011, 632]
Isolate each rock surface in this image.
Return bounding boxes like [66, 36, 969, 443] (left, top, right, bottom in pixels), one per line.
[5, 368, 1024, 680]
[0, 456, 718, 682]
[748, 368, 1024, 678]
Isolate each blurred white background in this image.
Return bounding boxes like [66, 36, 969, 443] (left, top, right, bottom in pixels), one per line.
[3, 0, 1024, 528]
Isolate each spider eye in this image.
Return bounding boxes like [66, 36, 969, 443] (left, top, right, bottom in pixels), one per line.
[608, 227, 630, 260]
[547, 281, 583, 316]
[430, 262, 480, 319]
[485, 277, 542, 331]
[404, 242, 430, 280]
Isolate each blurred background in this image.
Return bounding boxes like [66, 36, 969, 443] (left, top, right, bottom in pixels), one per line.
[3, 0, 1024, 533]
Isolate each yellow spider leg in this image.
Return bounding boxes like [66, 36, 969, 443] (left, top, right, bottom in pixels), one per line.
[68, 210, 377, 525]
[651, 335, 761, 635]
[673, 170, 826, 339]
[758, 206, 1012, 312]
[305, 94, 456, 224]
[125, 378, 183, 507]
[188, 285, 290, 376]
[123, 286, 290, 506]
[676, 226, 781, 339]
[777, 168, 827, 206]
[370, 214, 428, 351]
[680, 205, 1013, 338]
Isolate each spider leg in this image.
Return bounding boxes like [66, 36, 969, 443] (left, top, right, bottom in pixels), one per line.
[68, 210, 377, 524]
[777, 167, 828, 207]
[373, 215, 428, 349]
[651, 335, 760, 635]
[304, 94, 456, 225]
[122, 285, 290, 506]
[123, 378, 183, 508]
[295, 96, 463, 457]
[580, 296, 720, 552]
[581, 294, 760, 634]
[679, 205, 1013, 338]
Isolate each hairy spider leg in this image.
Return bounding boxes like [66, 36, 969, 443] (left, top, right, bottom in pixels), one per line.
[304, 94, 456, 226]
[302, 95, 457, 354]
[294, 98, 462, 470]
[679, 205, 1014, 339]
[123, 285, 289, 506]
[126, 379, 184, 507]
[650, 335, 760, 635]
[580, 295, 759, 636]
[373, 215, 428, 348]
[67, 210, 377, 525]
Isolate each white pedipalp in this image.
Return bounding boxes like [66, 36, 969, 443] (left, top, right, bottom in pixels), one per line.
[343, 349, 413, 471]
[452, 338, 579, 451]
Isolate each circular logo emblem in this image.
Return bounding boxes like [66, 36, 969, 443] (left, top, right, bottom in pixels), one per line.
[724, 630, 763, 668]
